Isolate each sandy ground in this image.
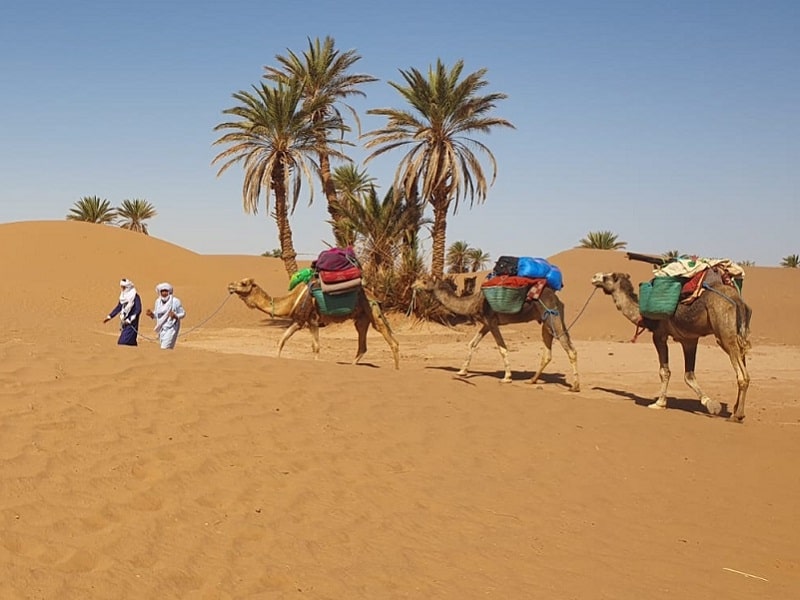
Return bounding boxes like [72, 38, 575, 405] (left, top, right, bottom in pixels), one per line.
[1, 221, 798, 599]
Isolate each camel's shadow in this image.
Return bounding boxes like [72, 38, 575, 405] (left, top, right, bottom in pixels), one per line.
[427, 366, 572, 389]
[334, 361, 380, 369]
[592, 386, 731, 418]
[257, 319, 293, 329]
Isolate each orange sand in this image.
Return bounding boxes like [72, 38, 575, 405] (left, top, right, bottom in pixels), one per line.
[1, 221, 797, 599]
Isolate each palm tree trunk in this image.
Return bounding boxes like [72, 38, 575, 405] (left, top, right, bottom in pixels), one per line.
[272, 170, 299, 276]
[318, 150, 346, 247]
[430, 202, 449, 278]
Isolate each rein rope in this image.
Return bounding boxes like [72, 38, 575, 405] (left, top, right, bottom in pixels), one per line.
[540, 286, 600, 340]
[125, 292, 234, 343]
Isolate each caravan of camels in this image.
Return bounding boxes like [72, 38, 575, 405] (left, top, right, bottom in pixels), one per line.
[229, 248, 752, 422]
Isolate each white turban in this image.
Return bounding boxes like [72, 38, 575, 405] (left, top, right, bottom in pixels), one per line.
[118, 279, 137, 320]
[154, 282, 175, 333]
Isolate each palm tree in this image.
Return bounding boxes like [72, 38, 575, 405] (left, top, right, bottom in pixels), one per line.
[331, 164, 376, 247]
[780, 254, 799, 268]
[116, 199, 157, 234]
[663, 249, 681, 260]
[334, 185, 430, 307]
[446, 241, 471, 273]
[66, 196, 116, 224]
[363, 59, 514, 277]
[212, 81, 350, 275]
[264, 36, 377, 247]
[466, 247, 491, 272]
[577, 230, 628, 250]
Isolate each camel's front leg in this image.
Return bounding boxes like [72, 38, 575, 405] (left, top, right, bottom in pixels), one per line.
[485, 324, 513, 383]
[352, 317, 369, 365]
[458, 323, 493, 378]
[277, 322, 303, 357]
[652, 333, 671, 410]
[680, 339, 721, 415]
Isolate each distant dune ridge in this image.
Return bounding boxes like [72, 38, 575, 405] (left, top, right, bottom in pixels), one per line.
[1, 220, 799, 598]
[1, 220, 795, 345]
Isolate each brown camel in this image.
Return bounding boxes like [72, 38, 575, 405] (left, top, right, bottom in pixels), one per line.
[590, 272, 751, 421]
[413, 276, 580, 391]
[227, 278, 400, 369]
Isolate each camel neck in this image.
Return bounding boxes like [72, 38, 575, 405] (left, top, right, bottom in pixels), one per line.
[611, 287, 643, 324]
[250, 285, 307, 318]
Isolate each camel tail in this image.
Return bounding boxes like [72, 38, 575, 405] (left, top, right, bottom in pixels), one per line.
[736, 300, 752, 355]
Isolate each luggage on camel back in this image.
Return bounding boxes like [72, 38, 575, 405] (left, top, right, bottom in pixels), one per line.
[288, 267, 315, 291]
[482, 255, 563, 314]
[310, 247, 364, 315]
[635, 255, 746, 320]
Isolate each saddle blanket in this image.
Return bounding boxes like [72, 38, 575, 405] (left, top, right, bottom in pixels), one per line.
[679, 266, 738, 305]
[481, 276, 547, 301]
[320, 277, 362, 295]
[319, 265, 362, 284]
[655, 256, 745, 280]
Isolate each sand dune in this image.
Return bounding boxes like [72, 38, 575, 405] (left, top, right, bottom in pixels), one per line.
[1, 220, 798, 599]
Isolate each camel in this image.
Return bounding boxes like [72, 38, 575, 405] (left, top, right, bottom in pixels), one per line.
[227, 278, 400, 369]
[413, 275, 580, 391]
[590, 272, 751, 421]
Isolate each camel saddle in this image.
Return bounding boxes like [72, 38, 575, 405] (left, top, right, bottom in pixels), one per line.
[679, 267, 740, 305]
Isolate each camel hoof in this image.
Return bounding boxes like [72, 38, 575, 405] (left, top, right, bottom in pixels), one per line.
[525, 378, 538, 386]
[456, 370, 468, 377]
[647, 402, 666, 411]
[500, 378, 513, 384]
[569, 385, 580, 393]
[703, 397, 722, 416]
[728, 414, 745, 423]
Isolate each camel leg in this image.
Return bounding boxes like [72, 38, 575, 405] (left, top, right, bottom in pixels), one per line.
[369, 303, 400, 369]
[307, 323, 321, 360]
[562, 339, 580, 393]
[728, 351, 749, 422]
[352, 316, 370, 365]
[458, 323, 511, 382]
[458, 323, 489, 377]
[652, 333, 671, 410]
[539, 313, 581, 392]
[277, 322, 302, 357]
[527, 324, 553, 387]
[718, 339, 749, 422]
[486, 324, 513, 383]
[680, 339, 721, 416]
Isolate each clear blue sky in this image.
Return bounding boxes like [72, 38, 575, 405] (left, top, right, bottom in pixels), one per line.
[2, 0, 797, 265]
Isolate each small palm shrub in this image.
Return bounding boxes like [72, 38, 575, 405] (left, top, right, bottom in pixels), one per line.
[577, 231, 627, 250]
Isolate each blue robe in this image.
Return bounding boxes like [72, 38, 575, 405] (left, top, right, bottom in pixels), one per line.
[108, 294, 142, 346]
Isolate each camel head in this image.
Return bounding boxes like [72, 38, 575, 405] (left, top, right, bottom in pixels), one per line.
[591, 272, 633, 296]
[227, 277, 258, 297]
[411, 275, 460, 294]
[411, 275, 436, 293]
